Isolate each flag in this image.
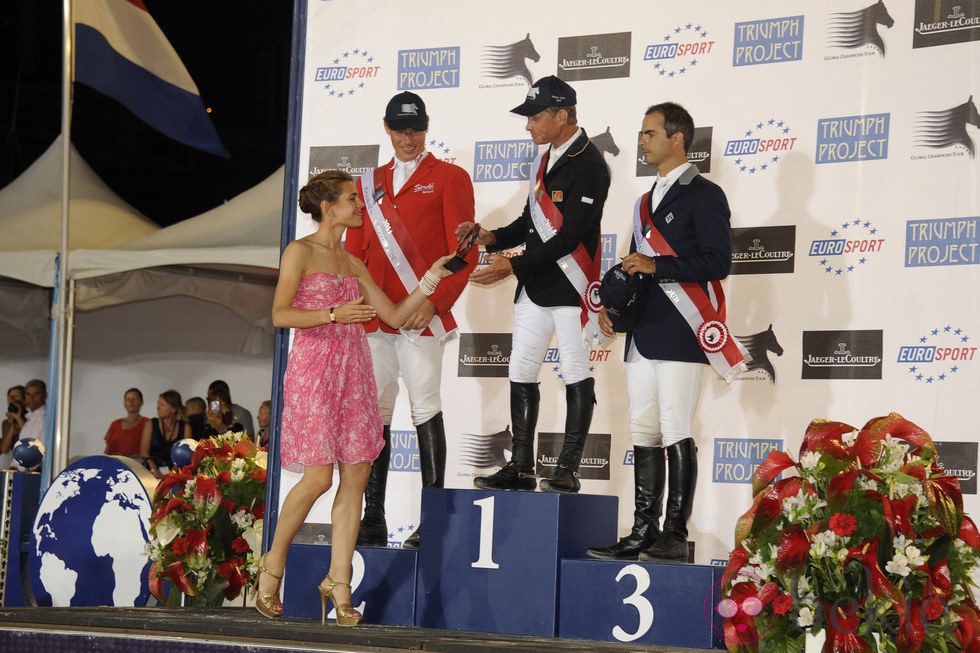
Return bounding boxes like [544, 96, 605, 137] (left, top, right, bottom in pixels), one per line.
[73, 0, 230, 158]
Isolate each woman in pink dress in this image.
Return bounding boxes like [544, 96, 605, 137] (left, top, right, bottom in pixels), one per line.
[255, 170, 454, 625]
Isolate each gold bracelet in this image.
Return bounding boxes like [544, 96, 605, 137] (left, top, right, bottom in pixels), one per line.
[328, 307, 336, 323]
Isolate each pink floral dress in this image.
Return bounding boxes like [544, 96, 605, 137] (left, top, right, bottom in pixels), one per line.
[280, 273, 384, 470]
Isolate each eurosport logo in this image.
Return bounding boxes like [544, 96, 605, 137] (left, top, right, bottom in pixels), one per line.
[809, 219, 884, 275]
[457, 333, 511, 377]
[732, 15, 804, 67]
[389, 429, 420, 472]
[456, 427, 513, 471]
[816, 113, 890, 164]
[642, 22, 716, 78]
[912, 96, 979, 160]
[896, 325, 975, 384]
[731, 226, 796, 275]
[824, 1, 895, 59]
[712, 438, 783, 484]
[724, 119, 797, 175]
[556, 31, 632, 81]
[732, 325, 785, 383]
[313, 48, 381, 101]
[537, 432, 611, 480]
[397, 46, 460, 90]
[308, 144, 380, 178]
[481, 33, 540, 88]
[543, 347, 613, 381]
[802, 330, 883, 380]
[905, 217, 979, 267]
[473, 139, 538, 182]
[912, 0, 980, 49]
[935, 441, 978, 494]
[638, 126, 712, 176]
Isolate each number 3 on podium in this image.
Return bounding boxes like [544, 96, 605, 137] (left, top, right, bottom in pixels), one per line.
[470, 496, 500, 569]
[612, 564, 654, 642]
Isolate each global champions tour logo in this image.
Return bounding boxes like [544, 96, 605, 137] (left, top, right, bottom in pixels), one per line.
[825, 0, 895, 58]
[896, 325, 975, 384]
[313, 48, 381, 101]
[724, 119, 797, 175]
[809, 219, 885, 275]
[481, 33, 540, 87]
[397, 46, 460, 90]
[734, 325, 784, 383]
[642, 21, 716, 78]
[913, 95, 980, 159]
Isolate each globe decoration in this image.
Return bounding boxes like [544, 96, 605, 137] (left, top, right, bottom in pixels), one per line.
[29, 455, 158, 606]
[12, 437, 45, 469]
[170, 438, 198, 468]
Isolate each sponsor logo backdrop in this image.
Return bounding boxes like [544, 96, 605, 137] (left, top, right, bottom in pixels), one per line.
[277, 0, 980, 560]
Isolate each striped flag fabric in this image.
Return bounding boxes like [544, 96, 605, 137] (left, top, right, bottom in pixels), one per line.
[74, 0, 230, 158]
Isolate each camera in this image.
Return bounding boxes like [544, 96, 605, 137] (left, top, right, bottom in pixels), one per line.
[7, 402, 21, 414]
[210, 400, 221, 411]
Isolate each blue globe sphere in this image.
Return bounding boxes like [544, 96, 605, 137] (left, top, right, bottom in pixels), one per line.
[170, 438, 198, 468]
[13, 438, 45, 469]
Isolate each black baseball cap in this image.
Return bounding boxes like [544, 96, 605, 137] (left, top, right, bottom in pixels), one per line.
[384, 91, 428, 131]
[599, 264, 641, 333]
[511, 76, 577, 116]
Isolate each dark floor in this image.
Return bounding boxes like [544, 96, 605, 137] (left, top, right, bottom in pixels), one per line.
[0, 607, 714, 653]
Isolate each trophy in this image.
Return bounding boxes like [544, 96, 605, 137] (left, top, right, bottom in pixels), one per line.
[443, 223, 480, 273]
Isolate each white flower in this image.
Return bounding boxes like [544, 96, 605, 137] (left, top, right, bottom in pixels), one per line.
[857, 475, 878, 492]
[184, 478, 196, 496]
[894, 534, 910, 551]
[886, 552, 912, 577]
[230, 509, 255, 530]
[905, 545, 926, 568]
[836, 547, 850, 563]
[810, 529, 839, 558]
[153, 515, 182, 547]
[797, 606, 815, 627]
[800, 451, 821, 471]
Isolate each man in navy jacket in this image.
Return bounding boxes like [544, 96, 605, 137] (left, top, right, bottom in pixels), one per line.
[588, 102, 733, 562]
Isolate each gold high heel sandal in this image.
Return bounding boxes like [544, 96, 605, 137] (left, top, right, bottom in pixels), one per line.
[253, 555, 284, 619]
[318, 575, 363, 626]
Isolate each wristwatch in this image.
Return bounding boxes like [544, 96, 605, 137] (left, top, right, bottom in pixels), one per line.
[328, 307, 336, 323]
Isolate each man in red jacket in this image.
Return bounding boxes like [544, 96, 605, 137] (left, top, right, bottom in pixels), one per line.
[345, 91, 476, 549]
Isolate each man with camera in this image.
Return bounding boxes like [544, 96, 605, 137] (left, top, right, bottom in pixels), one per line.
[1, 385, 26, 468]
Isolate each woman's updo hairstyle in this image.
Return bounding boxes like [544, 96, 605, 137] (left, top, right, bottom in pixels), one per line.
[298, 170, 354, 222]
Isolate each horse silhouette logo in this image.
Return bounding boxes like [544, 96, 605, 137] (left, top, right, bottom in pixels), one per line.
[458, 427, 513, 468]
[827, 0, 895, 55]
[735, 324, 784, 383]
[591, 127, 620, 158]
[915, 95, 980, 158]
[482, 33, 540, 85]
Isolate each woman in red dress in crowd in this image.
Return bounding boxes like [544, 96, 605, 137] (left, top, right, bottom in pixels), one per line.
[104, 388, 148, 456]
[253, 170, 455, 626]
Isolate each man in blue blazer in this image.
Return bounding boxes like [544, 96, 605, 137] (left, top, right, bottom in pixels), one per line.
[588, 102, 735, 562]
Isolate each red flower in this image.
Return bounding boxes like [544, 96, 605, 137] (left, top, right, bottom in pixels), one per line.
[231, 537, 250, 554]
[216, 471, 232, 485]
[234, 439, 255, 459]
[830, 512, 858, 537]
[772, 593, 793, 615]
[775, 525, 809, 571]
[221, 499, 236, 513]
[252, 502, 265, 518]
[194, 475, 220, 505]
[171, 537, 189, 556]
[249, 467, 267, 483]
[923, 597, 945, 622]
[216, 557, 247, 600]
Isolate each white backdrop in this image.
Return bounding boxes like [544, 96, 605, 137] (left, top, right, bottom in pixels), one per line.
[281, 0, 980, 564]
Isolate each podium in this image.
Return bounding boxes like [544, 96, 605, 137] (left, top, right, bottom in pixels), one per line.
[559, 559, 724, 649]
[283, 542, 416, 625]
[0, 471, 41, 607]
[414, 487, 617, 636]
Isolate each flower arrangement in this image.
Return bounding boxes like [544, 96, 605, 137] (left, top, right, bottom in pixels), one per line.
[146, 431, 267, 606]
[721, 413, 980, 652]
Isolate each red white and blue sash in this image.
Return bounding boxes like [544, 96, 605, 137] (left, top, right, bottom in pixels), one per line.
[527, 151, 602, 343]
[632, 192, 749, 383]
[358, 168, 456, 339]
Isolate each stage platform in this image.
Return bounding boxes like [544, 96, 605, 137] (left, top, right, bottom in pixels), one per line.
[0, 607, 713, 652]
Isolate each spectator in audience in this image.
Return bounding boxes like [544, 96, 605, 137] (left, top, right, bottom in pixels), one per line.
[256, 400, 271, 448]
[185, 396, 208, 439]
[200, 391, 245, 439]
[104, 388, 148, 456]
[1, 385, 27, 468]
[140, 389, 192, 479]
[209, 380, 254, 436]
[18, 380, 47, 442]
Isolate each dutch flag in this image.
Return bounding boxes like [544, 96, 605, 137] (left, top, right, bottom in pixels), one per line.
[74, 0, 230, 158]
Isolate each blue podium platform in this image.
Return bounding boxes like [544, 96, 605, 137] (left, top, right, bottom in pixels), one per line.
[1, 471, 41, 607]
[283, 542, 416, 625]
[414, 487, 618, 636]
[559, 559, 725, 649]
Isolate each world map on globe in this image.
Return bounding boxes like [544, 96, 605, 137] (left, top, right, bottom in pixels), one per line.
[30, 456, 155, 606]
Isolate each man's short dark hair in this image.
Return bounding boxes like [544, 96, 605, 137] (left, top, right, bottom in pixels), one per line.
[26, 379, 46, 395]
[646, 102, 694, 154]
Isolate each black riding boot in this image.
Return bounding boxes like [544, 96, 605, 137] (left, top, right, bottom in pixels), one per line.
[587, 445, 665, 560]
[540, 378, 595, 493]
[639, 438, 698, 562]
[474, 382, 539, 491]
[402, 413, 447, 550]
[356, 426, 390, 546]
